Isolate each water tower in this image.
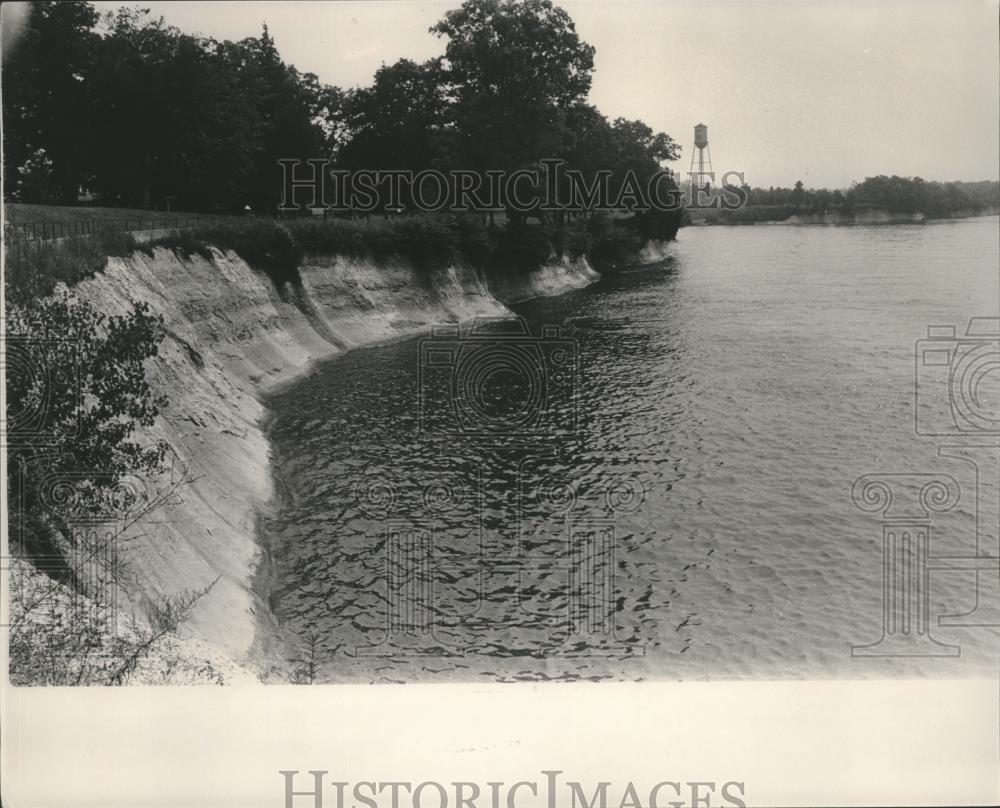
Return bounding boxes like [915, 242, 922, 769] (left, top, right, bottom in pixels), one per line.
[690, 123, 714, 192]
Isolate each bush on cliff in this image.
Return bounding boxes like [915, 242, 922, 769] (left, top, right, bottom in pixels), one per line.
[141, 214, 495, 283]
[144, 219, 304, 288]
[286, 213, 497, 272]
[7, 208, 672, 314]
[6, 293, 168, 568]
[584, 214, 643, 269]
[634, 206, 684, 242]
[492, 220, 556, 273]
[4, 292, 198, 684]
[8, 559, 224, 685]
[142, 210, 679, 283]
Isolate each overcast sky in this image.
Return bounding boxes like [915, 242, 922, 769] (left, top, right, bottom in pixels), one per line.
[96, 0, 1000, 189]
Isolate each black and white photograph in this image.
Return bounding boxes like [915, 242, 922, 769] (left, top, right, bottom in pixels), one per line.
[1, 0, 998, 805]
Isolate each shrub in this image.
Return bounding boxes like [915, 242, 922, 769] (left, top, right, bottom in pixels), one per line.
[6, 293, 168, 561]
[586, 214, 643, 269]
[7, 560, 222, 686]
[144, 219, 303, 287]
[5, 207, 680, 310]
[717, 204, 796, 224]
[492, 220, 555, 273]
[12, 148, 57, 204]
[287, 213, 492, 272]
[289, 629, 330, 685]
[634, 206, 684, 241]
[552, 217, 593, 259]
[139, 214, 497, 285]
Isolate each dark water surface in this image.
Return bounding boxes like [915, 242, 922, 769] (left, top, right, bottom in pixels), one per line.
[264, 218, 1000, 681]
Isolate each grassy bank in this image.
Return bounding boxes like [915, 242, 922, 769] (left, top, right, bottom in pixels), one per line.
[5, 210, 678, 306]
[4, 202, 222, 224]
[5, 226, 141, 305]
[152, 212, 672, 276]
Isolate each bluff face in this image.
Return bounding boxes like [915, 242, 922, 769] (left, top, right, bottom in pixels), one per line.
[63, 246, 601, 677]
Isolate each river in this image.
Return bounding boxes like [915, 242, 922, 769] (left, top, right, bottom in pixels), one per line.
[263, 217, 1000, 682]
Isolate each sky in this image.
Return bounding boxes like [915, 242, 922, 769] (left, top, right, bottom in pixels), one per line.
[94, 0, 1000, 189]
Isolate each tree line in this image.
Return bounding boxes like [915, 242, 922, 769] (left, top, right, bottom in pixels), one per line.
[741, 176, 999, 217]
[4, 0, 682, 221]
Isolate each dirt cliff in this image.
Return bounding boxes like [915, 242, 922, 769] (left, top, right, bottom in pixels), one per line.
[63, 247, 604, 678]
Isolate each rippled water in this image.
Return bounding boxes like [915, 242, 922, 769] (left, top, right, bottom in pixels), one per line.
[264, 218, 1000, 681]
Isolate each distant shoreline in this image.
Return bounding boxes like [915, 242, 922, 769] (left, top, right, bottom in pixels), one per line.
[689, 207, 1000, 227]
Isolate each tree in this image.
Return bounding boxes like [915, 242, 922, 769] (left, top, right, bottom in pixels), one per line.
[13, 148, 57, 204]
[6, 294, 168, 561]
[561, 104, 614, 173]
[220, 24, 330, 212]
[5, 4, 339, 212]
[610, 118, 680, 170]
[2, 0, 99, 202]
[432, 0, 594, 107]
[87, 10, 249, 210]
[431, 0, 595, 174]
[338, 59, 449, 176]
